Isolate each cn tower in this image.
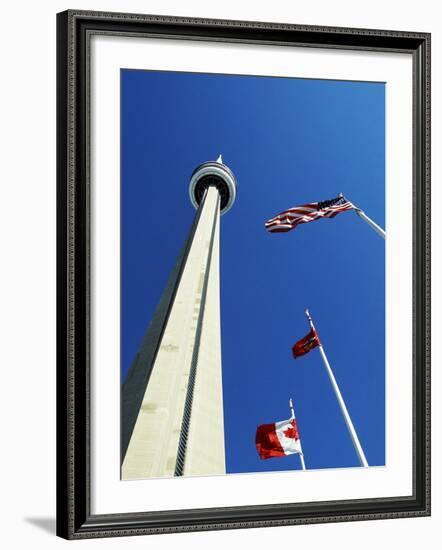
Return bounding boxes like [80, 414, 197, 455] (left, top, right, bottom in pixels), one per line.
[122, 155, 237, 479]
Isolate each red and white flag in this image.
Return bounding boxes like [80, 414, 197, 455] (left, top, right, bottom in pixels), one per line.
[255, 418, 302, 460]
[265, 194, 354, 233]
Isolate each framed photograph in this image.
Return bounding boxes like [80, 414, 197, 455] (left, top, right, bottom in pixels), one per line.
[56, 9, 430, 539]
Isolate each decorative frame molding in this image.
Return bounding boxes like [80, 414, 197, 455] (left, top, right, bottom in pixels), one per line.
[56, 10, 430, 539]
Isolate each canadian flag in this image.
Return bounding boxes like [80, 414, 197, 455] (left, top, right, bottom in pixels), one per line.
[255, 418, 302, 460]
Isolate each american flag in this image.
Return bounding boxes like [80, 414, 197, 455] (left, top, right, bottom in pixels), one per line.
[265, 194, 354, 233]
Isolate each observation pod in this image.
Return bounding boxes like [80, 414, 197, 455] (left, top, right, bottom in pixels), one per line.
[189, 154, 237, 215]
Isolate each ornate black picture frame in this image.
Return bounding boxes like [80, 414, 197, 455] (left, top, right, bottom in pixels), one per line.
[56, 9, 430, 539]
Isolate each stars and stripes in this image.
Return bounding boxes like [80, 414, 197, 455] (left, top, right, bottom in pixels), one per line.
[265, 194, 354, 233]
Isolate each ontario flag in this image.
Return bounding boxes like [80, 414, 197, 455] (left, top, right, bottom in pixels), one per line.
[256, 417, 302, 460]
[265, 194, 354, 233]
[292, 328, 320, 359]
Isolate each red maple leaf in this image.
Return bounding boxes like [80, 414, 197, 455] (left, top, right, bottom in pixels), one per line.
[283, 421, 299, 440]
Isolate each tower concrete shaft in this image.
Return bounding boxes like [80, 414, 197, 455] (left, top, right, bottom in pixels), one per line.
[122, 186, 225, 479]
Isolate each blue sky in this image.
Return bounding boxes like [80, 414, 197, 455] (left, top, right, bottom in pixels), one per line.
[121, 69, 385, 473]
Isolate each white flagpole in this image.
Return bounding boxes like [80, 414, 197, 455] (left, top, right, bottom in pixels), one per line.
[304, 309, 369, 468]
[340, 193, 385, 238]
[354, 208, 385, 239]
[289, 398, 306, 471]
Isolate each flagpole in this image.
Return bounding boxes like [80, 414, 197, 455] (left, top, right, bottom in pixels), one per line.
[304, 309, 369, 468]
[289, 398, 306, 471]
[350, 201, 385, 239]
